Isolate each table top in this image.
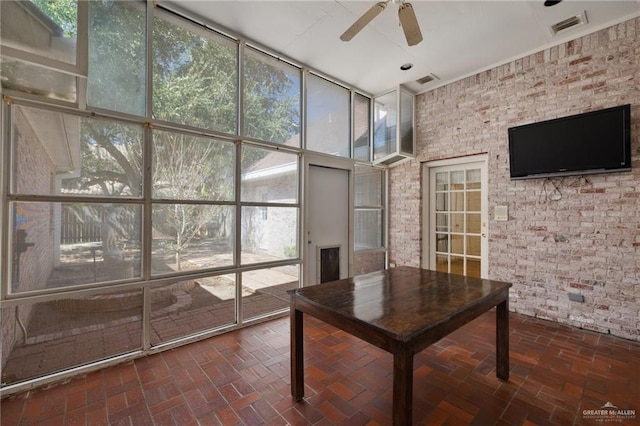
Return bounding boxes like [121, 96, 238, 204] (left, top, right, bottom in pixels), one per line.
[289, 266, 511, 341]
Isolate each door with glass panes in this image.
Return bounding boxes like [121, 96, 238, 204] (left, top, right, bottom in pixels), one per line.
[428, 161, 487, 278]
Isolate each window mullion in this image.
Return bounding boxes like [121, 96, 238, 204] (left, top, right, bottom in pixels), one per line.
[146, 0, 154, 121]
[76, 0, 88, 77]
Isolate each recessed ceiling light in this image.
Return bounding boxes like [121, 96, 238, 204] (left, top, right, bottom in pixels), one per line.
[400, 63, 413, 71]
[544, 0, 562, 6]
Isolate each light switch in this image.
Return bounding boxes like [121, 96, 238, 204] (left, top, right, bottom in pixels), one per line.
[495, 205, 508, 221]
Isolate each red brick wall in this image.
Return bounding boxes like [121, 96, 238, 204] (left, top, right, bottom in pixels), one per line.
[389, 17, 640, 341]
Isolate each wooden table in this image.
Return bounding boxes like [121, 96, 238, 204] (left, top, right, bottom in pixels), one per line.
[289, 266, 512, 425]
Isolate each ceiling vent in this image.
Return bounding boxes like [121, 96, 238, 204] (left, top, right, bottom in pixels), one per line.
[416, 73, 439, 85]
[550, 11, 587, 35]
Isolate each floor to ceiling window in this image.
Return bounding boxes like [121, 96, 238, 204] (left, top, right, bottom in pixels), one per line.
[0, 0, 385, 394]
[354, 165, 387, 274]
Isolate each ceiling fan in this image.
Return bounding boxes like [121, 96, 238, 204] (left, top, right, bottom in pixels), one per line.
[340, 0, 423, 46]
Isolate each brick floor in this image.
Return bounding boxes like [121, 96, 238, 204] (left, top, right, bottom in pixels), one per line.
[1, 281, 297, 384]
[2, 310, 639, 425]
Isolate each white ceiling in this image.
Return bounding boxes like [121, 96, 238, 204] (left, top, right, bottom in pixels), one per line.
[168, 0, 640, 95]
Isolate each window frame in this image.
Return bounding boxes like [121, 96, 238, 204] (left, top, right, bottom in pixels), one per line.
[0, 0, 88, 106]
[0, 1, 383, 395]
[242, 44, 303, 146]
[354, 164, 387, 256]
[305, 72, 351, 158]
[151, 7, 240, 135]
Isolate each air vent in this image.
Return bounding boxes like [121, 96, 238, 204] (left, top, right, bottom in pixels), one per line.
[550, 11, 587, 35]
[416, 73, 439, 85]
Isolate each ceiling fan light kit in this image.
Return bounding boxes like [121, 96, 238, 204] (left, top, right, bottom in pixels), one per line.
[341, 0, 423, 46]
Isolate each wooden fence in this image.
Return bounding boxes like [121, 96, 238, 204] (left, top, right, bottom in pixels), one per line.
[60, 207, 135, 245]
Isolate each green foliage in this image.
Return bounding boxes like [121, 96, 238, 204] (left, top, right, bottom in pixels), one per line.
[152, 15, 238, 133]
[88, 0, 146, 116]
[79, 118, 144, 196]
[243, 50, 300, 144]
[283, 245, 297, 258]
[29, 0, 301, 270]
[31, 0, 77, 37]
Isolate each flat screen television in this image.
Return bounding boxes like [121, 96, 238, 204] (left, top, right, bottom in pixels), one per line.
[508, 104, 631, 180]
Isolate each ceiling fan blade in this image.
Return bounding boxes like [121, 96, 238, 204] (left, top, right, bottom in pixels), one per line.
[340, 1, 388, 41]
[398, 2, 423, 46]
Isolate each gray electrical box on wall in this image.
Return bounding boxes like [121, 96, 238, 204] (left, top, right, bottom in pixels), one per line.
[568, 293, 585, 303]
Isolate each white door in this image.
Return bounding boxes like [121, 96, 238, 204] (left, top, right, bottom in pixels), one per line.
[307, 165, 350, 285]
[425, 159, 488, 278]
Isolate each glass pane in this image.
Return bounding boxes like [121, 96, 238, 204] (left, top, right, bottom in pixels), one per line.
[10, 202, 142, 294]
[451, 213, 464, 233]
[242, 265, 299, 320]
[1, 0, 78, 64]
[467, 236, 481, 256]
[399, 89, 414, 154]
[467, 213, 481, 233]
[150, 276, 236, 345]
[466, 169, 481, 190]
[435, 213, 448, 232]
[243, 46, 301, 144]
[241, 206, 298, 264]
[153, 13, 237, 133]
[88, 0, 146, 116]
[306, 74, 350, 157]
[451, 192, 465, 212]
[355, 210, 382, 251]
[1, 58, 76, 102]
[353, 93, 371, 162]
[435, 254, 448, 273]
[435, 193, 448, 211]
[467, 258, 481, 278]
[373, 90, 397, 160]
[451, 171, 464, 190]
[12, 106, 143, 197]
[435, 233, 448, 253]
[1, 289, 142, 385]
[451, 234, 464, 255]
[355, 166, 382, 206]
[151, 204, 234, 275]
[354, 251, 385, 275]
[466, 191, 481, 212]
[241, 146, 298, 203]
[153, 130, 235, 201]
[450, 256, 464, 275]
[435, 172, 448, 191]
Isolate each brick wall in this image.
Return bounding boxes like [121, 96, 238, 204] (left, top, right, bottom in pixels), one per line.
[1, 107, 57, 368]
[389, 17, 640, 341]
[353, 251, 385, 275]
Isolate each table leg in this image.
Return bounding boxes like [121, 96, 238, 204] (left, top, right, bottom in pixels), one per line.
[392, 345, 413, 426]
[496, 299, 509, 381]
[291, 308, 304, 401]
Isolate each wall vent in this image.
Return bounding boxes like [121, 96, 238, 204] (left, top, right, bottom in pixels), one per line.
[416, 73, 438, 85]
[550, 11, 587, 35]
